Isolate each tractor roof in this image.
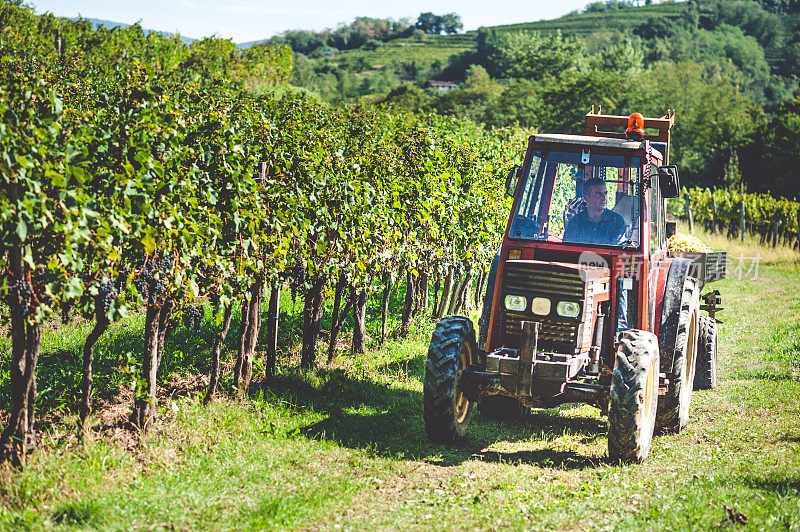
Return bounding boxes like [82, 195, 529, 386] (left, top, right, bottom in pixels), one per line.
[532, 134, 645, 151]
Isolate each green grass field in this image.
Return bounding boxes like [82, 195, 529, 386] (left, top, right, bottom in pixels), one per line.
[1, 225, 799, 530]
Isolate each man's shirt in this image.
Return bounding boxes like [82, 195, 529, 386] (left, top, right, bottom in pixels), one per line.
[563, 207, 627, 246]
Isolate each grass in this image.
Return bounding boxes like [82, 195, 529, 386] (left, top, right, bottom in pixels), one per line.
[1, 231, 799, 530]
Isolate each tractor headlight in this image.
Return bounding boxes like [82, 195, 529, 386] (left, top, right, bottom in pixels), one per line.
[556, 301, 580, 318]
[504, 295, 527, 312]
[531, 297, 551, 316]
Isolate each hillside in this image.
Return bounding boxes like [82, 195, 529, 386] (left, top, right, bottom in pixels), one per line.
[478, 1, 684, 36]
[318, 2, 685, 73]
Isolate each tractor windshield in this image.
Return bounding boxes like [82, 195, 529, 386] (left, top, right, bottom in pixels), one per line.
[510, 150, 641, 248]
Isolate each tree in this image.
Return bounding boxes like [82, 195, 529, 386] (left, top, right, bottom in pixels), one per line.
[415, 12, 462, 35]
[415, 12, 441, 35]
[629, 60, 758, 187]
[441, 13, 463, 35]
[490, 31, 586, 80]
[741, 93, 800, 198]
[380, 84, 435, 113]
[590, 39, 644, 74]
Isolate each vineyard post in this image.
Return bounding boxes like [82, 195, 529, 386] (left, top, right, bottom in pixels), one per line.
[436, 266, 454, 318]
[796, 207, 800, 250]
[400, 270, 417, 335]
[740, 200, 746, 242]
[204, 302, 234, 405]
[419, 270, 429, 316]
[684, 195, 694, 234]
[711, 195, 717, 234]
[264, 283, 280, 383]
[772, 217, 780, 248]
[352, 289, 368, 355]
[379, 270, 391, 345]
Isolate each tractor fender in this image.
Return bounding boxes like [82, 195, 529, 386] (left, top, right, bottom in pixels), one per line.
[657, 258, 694, 374]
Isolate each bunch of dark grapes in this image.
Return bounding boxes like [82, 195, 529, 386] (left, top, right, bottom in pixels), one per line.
[183, 304, 203, 332]
[95, 280, 118, 318]
[149, 279, 166, 306]
[287, 264, 305, 303]
[209, 290, 220, 309]
[60, 298, 72, 324]
[229, 276, 244, 294]
[8, 279, 35, 317]
[154, 252, 174, 272]
[133, 251, 174, 306]
[133, 258, 154, 300]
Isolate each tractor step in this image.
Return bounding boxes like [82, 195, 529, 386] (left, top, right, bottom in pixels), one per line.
[658, 372, 670, 395]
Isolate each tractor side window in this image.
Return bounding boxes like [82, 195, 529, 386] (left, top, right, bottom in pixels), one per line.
[649, 163, 661, 253]
[510, 155, 545, 238]
[515, 155, 542, 219]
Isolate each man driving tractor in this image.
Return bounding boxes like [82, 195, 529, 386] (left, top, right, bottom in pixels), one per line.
[563, 177, 627, 246]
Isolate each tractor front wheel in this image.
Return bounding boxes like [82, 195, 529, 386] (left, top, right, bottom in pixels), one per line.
[423, 316, 477, 443]
[608, 329, 660, 463]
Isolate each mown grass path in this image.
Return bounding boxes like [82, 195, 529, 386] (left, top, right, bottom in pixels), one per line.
[1, 263, 799, 530]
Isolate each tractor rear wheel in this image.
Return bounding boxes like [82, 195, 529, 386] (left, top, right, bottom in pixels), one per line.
[423, 316, 477, 443]
[693, 316, 718, 390]
[656, 278, 700, 433]
[608, 330, 660, 463]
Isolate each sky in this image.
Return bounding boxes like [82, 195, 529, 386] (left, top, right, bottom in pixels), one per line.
[28, 0, 597, 43]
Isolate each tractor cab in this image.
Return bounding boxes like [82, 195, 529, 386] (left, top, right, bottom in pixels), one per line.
[485, 111, 678, 359]
[423, 109, 724, 463]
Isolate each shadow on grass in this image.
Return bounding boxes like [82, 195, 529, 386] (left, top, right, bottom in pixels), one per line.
[267, 367, 608, 470]
[734, 369, 800, 382]
[737, 475, 800, 495]
[479, 449, 606, 469]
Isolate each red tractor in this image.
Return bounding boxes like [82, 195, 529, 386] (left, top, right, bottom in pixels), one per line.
[423, 110, 725, 462]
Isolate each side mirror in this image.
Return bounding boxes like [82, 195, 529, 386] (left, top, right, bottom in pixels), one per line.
[505, 165, 521, 197]
[658, 165, 680, 198]
[665, 221, 676, 239]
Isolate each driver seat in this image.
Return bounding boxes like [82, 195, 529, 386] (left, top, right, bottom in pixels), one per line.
[612, 195, 638, 243]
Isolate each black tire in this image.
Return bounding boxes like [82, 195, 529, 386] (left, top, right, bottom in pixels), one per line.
[478, 395, 527, 422]
[693, 316, 718, 390]
[423, 316, 477, 443]
[608, 329, 660, 463]
[656, 278, 700, 434]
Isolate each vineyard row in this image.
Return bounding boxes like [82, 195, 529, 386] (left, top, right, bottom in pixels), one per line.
[0, 60, 526, 465]
[668, 187, 800, 248]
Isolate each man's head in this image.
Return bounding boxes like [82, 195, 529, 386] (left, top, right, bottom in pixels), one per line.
[582, 178, 607, 220]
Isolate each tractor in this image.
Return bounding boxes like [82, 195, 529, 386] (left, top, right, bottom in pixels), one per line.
[423, 110, 725, 462]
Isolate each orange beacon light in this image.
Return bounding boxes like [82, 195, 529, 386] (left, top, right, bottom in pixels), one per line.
[625, 112, 645, 140]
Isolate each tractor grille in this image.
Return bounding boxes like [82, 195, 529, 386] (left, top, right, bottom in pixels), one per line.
[503, 263, 586, 296]
[503, 312, 578, 345]
[501, 261, 585, 353]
